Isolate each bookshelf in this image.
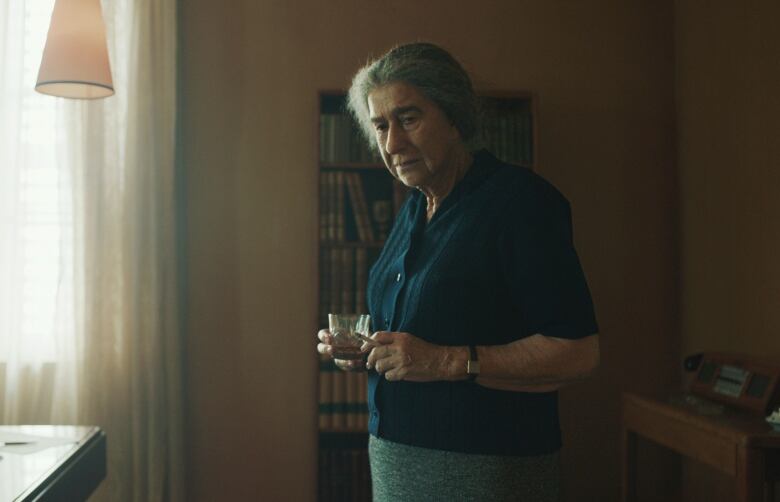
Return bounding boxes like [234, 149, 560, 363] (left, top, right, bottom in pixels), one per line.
[316, 90, 536, 502]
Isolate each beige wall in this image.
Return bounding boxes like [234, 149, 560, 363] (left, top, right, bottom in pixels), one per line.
[677, 0, 780, 360]
[180, 1, 677, 500]
[676, 0, 780, 500]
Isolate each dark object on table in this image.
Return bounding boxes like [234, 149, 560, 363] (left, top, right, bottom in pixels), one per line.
[684, 352, 704, 372]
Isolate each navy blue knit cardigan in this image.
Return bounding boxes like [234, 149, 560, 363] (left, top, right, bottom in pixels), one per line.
[366, 150, 598, 456]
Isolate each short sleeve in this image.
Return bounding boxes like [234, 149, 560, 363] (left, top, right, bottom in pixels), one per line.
[498, 178, 599, 340]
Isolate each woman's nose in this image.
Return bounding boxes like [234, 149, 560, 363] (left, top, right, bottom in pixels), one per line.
[384, 123, 407, 155]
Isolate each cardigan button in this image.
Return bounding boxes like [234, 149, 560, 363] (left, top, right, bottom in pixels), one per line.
[396, 273, 401, 282]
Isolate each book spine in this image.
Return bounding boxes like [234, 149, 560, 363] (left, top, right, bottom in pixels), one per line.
[509, 111, 517, 164]
[337, 114, 349, 163]
[328, 247, 340, 315]
[327, 114, 337, 163]
[319, 173, 328, 242]
[352, 173, 375, 242]
[335, 171, 345, 242]
[319, 248, 329, 327]
[345, 371, 357, 429]
[332, 367, 346, 429]
[525, 112, 533, 166]
[358, 372, 368, 430]
[354, 247, 367, 315]
[318, 448, 326, 502]
[318, 356, 333, 430]
[344, 173, 367, 242]
[341, 247, 354, 314]
[327, 171, 336, 242]
[350, 449, 360, 500]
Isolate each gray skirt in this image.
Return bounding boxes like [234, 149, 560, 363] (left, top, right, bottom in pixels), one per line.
[368, 435, 560, 502]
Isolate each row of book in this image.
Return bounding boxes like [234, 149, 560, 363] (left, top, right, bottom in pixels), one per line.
[320, 171, 407, 244]
[481, 111, 534, 166]
[318, 356, 369, 430]
[318, 446, 371, 502]
[320, 113, 380, 164]
[318, 246, 370, 327]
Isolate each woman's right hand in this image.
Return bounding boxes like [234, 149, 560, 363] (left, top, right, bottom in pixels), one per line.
[317, 329, 365, 371]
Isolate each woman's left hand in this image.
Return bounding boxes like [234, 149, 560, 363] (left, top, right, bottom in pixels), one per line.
[365, 331, 456, 382]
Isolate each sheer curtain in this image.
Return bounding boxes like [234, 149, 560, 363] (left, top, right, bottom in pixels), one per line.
[0, 0, 183, 500]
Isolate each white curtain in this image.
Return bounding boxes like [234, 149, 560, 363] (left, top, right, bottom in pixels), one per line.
[0, 0, 183, 500]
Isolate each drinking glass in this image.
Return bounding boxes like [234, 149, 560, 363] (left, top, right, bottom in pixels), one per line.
[328, 314, 371, 361]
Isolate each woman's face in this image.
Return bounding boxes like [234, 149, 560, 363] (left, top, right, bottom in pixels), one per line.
[367, 82, 463, 189]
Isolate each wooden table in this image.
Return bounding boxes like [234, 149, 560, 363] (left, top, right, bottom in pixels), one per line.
[622, 392, 780, 502]
[0, 425, 106, 501]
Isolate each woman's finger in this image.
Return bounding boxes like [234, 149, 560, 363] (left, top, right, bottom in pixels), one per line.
[376, 349, 410, 374]
[366, 344, 390, 369]
[366, 347, 377, 369]
[317, 343, 333, 355]
[371, 331, 394, 344]
[373, 355, 392, 374]
[318, 329, 332, 343]
[384, 368, 405, 381]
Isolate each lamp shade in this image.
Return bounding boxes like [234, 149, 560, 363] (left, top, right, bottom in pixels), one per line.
[35, 0, 114, 99]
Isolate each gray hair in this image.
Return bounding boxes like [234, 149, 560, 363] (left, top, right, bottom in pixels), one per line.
[346, 42, 481, 152]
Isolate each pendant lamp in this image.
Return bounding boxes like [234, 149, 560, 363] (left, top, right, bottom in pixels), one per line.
[35, 0, 114, 99]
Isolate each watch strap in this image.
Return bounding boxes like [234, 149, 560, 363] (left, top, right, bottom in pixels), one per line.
[466, 345, 480, 381]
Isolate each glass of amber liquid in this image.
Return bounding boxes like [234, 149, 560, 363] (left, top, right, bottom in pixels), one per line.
[328, 313, 371, 360]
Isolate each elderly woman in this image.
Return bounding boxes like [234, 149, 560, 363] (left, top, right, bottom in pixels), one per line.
[317, 42, 599, 502]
